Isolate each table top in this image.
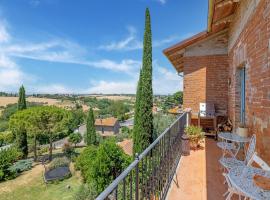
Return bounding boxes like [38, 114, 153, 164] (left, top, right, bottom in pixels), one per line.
[228, 166, 270, 200]
[218, 132, 250, 143]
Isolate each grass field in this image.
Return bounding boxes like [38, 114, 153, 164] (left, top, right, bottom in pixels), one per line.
[0, 163, 82, 200]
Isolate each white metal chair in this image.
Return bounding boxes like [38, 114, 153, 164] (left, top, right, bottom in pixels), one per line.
[224, 153, 270, 200]
[252, 152, 270, 171]
[217, 141, 236, 158]
[223, 173, 248, 200]
[219, 134, 256, 171]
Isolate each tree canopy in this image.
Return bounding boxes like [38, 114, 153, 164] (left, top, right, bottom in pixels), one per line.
[9, 106, 73, 161]
[68, 133, 82, 147]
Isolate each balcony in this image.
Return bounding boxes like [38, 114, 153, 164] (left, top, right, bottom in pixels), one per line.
[96, 112, 228, 200]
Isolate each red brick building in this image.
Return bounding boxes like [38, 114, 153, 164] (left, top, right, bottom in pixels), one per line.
[164, 0, 270, 163]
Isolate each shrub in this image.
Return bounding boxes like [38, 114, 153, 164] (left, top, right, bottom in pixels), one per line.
[75, 145, 97, 180]
[0, 147, 22, 181]
[185, 125, 204, 148]
[74, 184, 97, 200]
[116, 127, 132, 142]
[37, 146, 49, 155]
[48, 157, 70, 170]
[62, 142, 75, 158]
[76, 140, 131, 194]
[8, 159, 33, 176]
[68, 133, 82, 147]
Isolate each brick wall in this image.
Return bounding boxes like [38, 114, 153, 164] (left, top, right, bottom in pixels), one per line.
[228, 0, 270, 163]
[183, 55, 229, 114]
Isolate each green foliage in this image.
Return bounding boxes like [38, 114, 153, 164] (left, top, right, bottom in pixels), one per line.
[0, 147, 22, 181]
[92, 140, 131, 193]
[16, 130, 28, 158]
[62, 142, 75, 158]
[185, 125, 204, 147]
[161, 91, 183, 110]
[85, 108, 97, 145]
[0, 131, 14, 146]
[48, 157, 70, 170]
[69, 108, 85, 132]
[0, 121, 9, 132]
[68, 133, 82, 147]
[75, 145, 97, 182]
[99, 101, 131, 120]
[9, 106, 73, 161]
[83, 97, 131, 120]
[153, 113, 176, 137]
[133, 8, 154, 155]
[18, 85, 27, 111]
[37, 146, 49, 155]
[8, 159, 33, 176]
[76, 140, 131, 195]
[74, 184, 97, 200]
[116, 127, 132, 142]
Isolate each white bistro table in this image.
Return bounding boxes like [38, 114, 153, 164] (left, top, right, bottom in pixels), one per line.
[218, 132, 250, 157]
[228, 166, 270, 200]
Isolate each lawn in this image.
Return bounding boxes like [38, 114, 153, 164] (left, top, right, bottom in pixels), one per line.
[0, 163, 82, 200]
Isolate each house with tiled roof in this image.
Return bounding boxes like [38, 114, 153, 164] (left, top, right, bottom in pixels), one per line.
[95, 117, 120, 136]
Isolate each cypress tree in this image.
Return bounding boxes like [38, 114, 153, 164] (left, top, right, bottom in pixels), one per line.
[133, 8, 154, 155]
[86, 107, 97, 145]
[18, 85, 26, 110]
[17, 85, 28, 158]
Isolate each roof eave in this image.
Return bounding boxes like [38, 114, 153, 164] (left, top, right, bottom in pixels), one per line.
[208, 0, 215, 32]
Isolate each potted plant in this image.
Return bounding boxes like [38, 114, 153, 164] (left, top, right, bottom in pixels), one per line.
[184, 125, 204, 149]
[237, 123, 248, 137]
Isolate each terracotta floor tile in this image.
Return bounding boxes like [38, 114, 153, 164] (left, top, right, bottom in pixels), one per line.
[167, 138, 227, 200]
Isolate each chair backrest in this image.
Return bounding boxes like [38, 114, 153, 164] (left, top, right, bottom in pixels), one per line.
[251, 152, 270, 171]
[245, 134, 256, 164]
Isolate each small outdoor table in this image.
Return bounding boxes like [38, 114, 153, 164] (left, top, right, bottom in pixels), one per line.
[228, 166, 270, 200]
[218, 132, 250, 157]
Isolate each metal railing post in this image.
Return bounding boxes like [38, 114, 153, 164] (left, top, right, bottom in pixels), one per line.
[185, 108, 192, 127]
[135, 153, 139, 200]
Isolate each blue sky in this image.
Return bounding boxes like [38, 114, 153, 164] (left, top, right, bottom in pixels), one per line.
[0, 0, 207, 94]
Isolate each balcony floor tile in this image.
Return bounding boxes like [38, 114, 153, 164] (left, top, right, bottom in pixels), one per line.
[167, 138, 229, 200]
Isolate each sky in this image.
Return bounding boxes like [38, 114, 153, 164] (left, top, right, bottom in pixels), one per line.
[0, 0, 208, 94]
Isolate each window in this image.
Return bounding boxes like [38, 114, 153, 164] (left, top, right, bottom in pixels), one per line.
[240, 67, 246, 124]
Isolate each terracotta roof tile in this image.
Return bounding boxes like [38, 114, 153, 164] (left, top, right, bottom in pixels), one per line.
[95, 117, 118, 126]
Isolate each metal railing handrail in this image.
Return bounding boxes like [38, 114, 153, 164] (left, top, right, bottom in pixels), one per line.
[96, 112, 187, 200]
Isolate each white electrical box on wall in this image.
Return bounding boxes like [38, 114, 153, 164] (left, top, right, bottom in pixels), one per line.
[200, 103, 206, 117]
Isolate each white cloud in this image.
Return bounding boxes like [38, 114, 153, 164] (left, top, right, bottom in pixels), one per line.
[0, 17, 182, 94]
[82, 61, 182, 95]
[86, 80, 137, 94]
[157, 66, 179, 81]
[98, 26, 189, 51]
[33, 84, 74, 94]
[85, 59, 141, 74]
[98, 26, 142, 51]
[156, 0, 167, 4]
[0, 21, 10, 43]
[0, 54, 30, 91]
[1, 37, 141, 73]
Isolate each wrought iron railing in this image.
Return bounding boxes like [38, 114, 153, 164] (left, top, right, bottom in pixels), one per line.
[96, 112, 188, 200]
